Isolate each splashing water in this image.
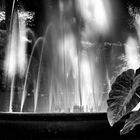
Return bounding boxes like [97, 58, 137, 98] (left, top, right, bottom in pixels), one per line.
[125, 36, 140, 70]
[20, 37, 39, 112]
[4, 0, 28, 112]
[1, 0, 117, 113]
[5, 1, 19, 112]
[124, 9, 140, 70]
[80, 51, 95, 111]
[20, 0, 111, 112]
[34, 24, 53, 112]
[9, 76, 15, 112]
[4, 5, 18, 79]
[76, 0, 111, 35]
[48, 31, 80, 112]
[17, 19, 27, 77]
[33, 37, 44, 113]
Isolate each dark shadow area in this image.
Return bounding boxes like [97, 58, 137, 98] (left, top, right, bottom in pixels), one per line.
[0, 113, 139, 140]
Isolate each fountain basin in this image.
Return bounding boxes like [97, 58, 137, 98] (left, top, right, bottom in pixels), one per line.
[0, 113, 139, 140]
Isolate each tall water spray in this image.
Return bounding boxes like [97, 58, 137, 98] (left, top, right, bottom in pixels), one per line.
[4, 0, 27, 112]
[1, 0, 115, 113]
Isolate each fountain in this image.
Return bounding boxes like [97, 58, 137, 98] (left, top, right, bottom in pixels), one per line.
[1, 1, 140, 140]
[1, 0, 112, 113]
[4, 0, 28, 112]
[1, 0, 140, 113]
